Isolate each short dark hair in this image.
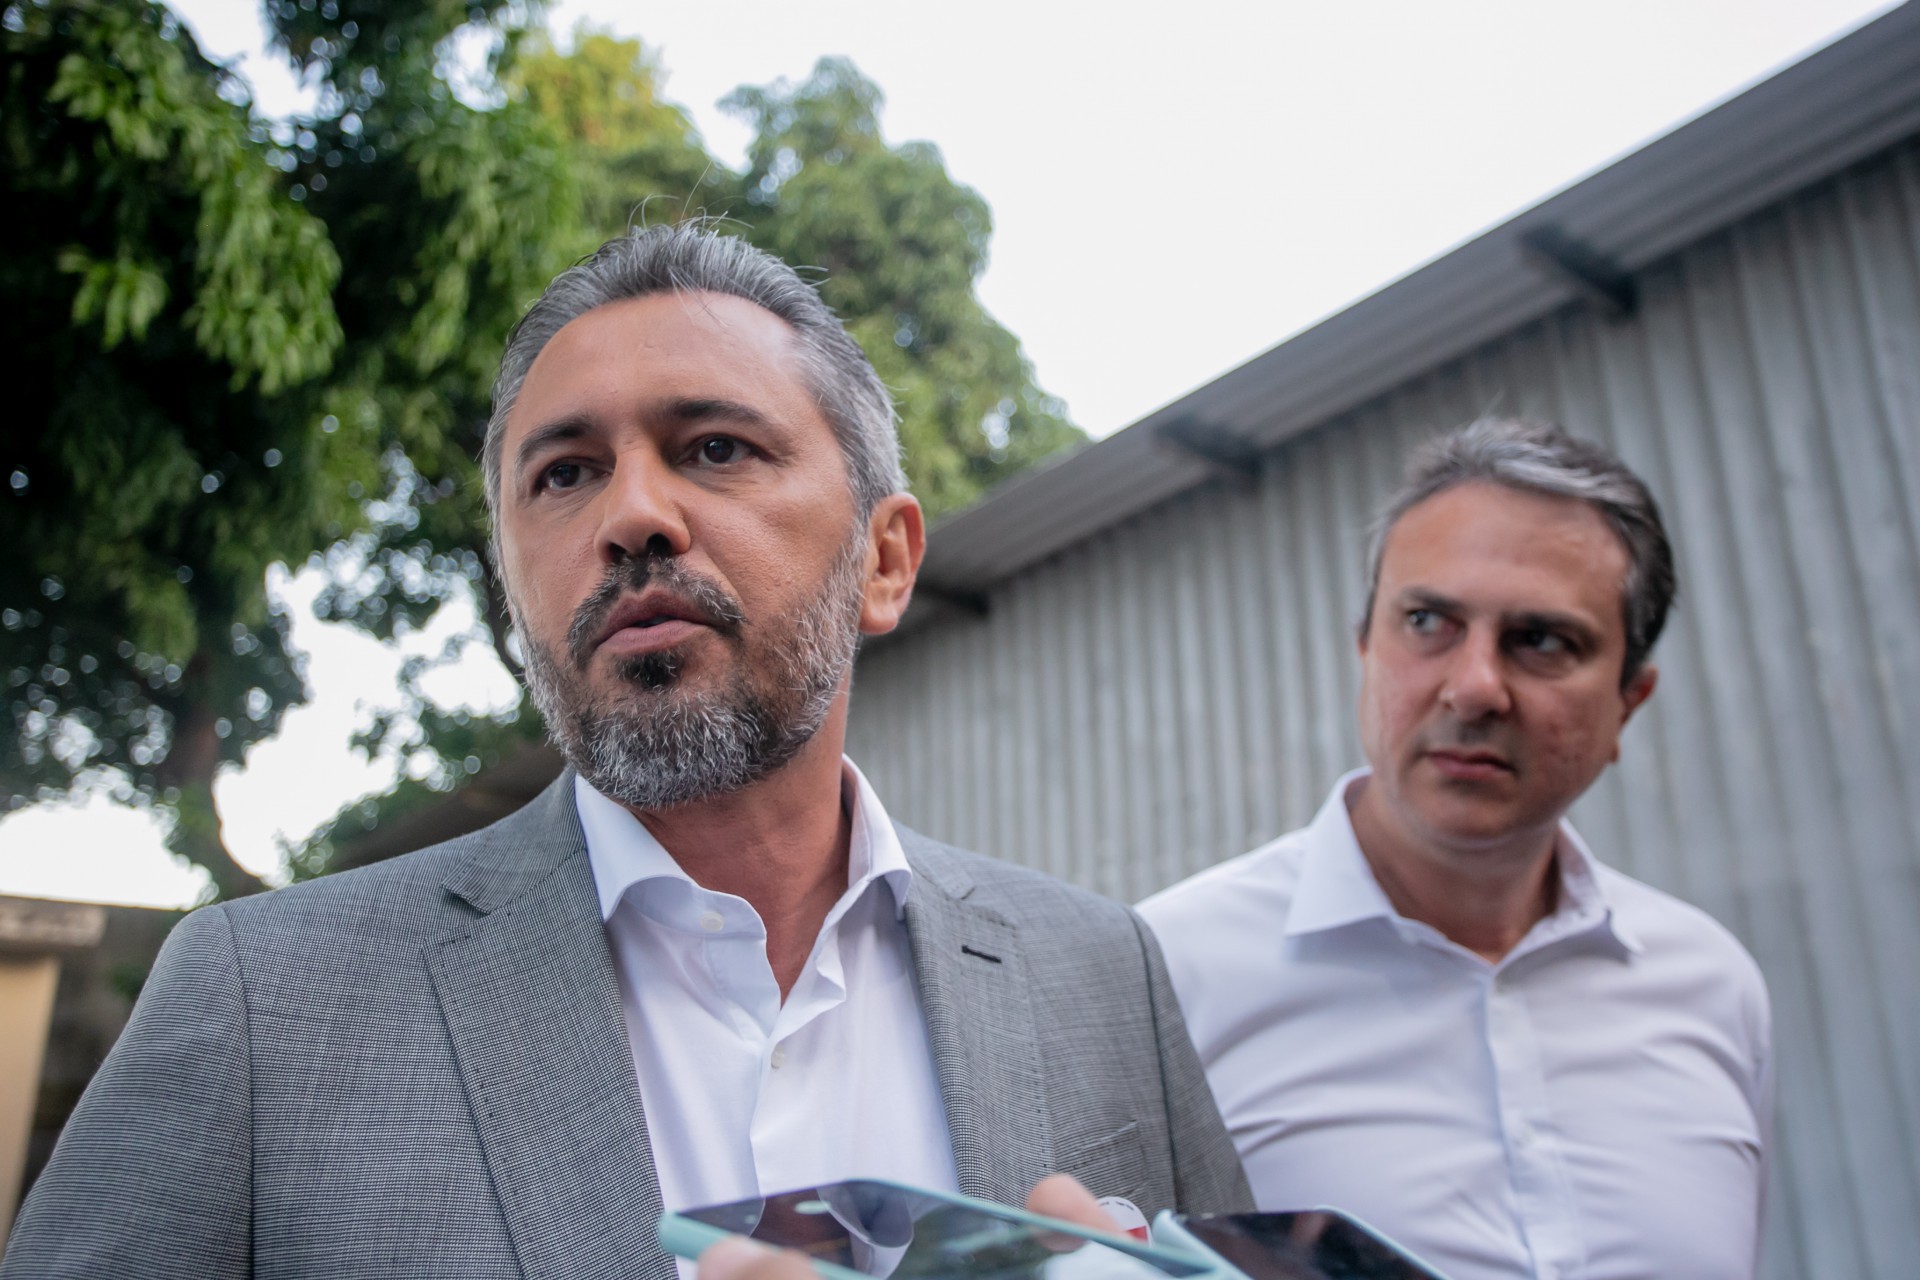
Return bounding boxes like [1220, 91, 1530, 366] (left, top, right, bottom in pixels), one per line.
[1361, 418, 1676, 682]
[484, 221, 906, 526]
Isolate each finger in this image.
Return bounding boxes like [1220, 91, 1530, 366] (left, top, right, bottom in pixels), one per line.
[1025, 1173, 1121, 1234]
[698, 1236, 819, 1280]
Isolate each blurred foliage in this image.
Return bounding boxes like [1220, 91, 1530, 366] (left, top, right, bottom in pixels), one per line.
[2, 0, 573, 896]
[4, 0, 350, 898]
[722, 57, 1081, 514]
[505, 27, 719, 251]
[287, 699, 544, 880]
[5, 5, 1076, 888]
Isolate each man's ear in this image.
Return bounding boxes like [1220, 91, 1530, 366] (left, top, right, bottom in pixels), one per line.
[858, 492, 925, 636]
[1610, 662, 1659, 762]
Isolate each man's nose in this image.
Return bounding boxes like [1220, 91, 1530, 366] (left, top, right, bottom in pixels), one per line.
[1440, 627, 1512, 720]
[596, 451, 693, 564]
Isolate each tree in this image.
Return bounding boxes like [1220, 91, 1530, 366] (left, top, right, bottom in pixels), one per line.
[6, 9, 1082, 889]
[2, 0, 577, 896]
[506, 26, 718, 255]
[5, 0, 348, 897]
[723, 58, 1082, 516]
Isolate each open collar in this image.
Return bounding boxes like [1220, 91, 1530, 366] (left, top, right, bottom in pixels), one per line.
[577, 757, 915, 925]
[1284, 768, 1642, 958]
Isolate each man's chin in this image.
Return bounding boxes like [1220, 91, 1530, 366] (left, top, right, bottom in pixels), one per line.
[1408, 797, 1559, 856]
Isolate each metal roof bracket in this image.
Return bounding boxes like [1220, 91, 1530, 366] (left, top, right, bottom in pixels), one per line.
[1155, 419, 1264, 484]
[1520, 226, 1639, 320]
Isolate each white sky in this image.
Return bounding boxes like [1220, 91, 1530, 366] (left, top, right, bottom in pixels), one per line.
[0, 0, 1893, 908]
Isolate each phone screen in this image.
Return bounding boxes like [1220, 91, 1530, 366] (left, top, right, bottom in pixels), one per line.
[1175, 1212, 1448, 1280]
[680, 1182, 1214, 1280]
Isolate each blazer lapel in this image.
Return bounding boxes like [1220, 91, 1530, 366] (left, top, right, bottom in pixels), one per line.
[899, 827, 1054, 1206]
[426, 774, 676, 1280]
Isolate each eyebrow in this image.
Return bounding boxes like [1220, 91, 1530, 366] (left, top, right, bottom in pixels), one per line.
[512, 417, 592, 482]
[1505, 610, 1598, 642]
[511, 398, 783, 479]
[1396, 588, 1464, 614]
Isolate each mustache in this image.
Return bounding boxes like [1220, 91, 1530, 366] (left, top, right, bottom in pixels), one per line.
[564, 555, 747, 668]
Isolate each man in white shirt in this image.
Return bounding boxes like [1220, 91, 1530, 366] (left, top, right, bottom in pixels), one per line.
[7, 224, 1248, 1279]
[1141, 419, 1771, 1280]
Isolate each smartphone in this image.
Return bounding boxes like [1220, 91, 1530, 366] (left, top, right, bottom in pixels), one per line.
[658, 1179, 1227, 1280]
[1158, 1212, 1451, 1280]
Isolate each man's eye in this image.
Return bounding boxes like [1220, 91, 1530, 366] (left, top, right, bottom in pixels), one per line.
[697, 436, 744, 465]
[1407, 608, 1440, 634]
[542, 462, 585, 491]
[1515, 628, 1569, 655]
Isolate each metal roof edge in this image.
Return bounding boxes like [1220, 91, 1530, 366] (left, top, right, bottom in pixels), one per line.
[908, 1, 1920, 610]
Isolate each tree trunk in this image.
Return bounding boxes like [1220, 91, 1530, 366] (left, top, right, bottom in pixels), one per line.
[153, 650, 269, 900]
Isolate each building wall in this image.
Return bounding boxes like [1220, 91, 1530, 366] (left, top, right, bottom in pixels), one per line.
[847, 139, 1920, 1278]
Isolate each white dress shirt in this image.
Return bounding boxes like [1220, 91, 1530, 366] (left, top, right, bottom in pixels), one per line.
[1139, 769, 1771, 1280]
[578, 759, 957, 1267]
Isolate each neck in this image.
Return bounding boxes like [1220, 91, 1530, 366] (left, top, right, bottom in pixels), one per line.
[630, 699, 855, 998]
[1348, 779, 1559, 963]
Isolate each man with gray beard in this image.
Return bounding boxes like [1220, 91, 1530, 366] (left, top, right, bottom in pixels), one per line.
[4, 224, 1248, 1280]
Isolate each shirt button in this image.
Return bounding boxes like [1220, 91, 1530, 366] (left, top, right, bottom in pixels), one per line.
[699, 911, 724, 933]
[770, 1046, 787, 1069]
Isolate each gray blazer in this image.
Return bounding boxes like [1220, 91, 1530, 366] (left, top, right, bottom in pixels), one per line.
[4, 773, 1249, 1278]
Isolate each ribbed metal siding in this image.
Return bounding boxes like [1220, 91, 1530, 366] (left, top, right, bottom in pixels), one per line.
[848, 139, 1920, 1278]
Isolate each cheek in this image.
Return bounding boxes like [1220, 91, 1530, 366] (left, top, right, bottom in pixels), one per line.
[1525, 698, 1621, 777]
[712, 494, 855, 595]
[1356, 667, 1413, 766]
[1358, 661, 1428, 745]
[500, 535, 590, 641]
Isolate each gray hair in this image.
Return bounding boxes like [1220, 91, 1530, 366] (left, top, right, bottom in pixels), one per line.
[1361, 418, 1676, 682]
[483, 221, 906, 523]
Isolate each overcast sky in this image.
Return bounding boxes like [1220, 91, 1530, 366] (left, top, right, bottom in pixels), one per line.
[0, 0, 1894, 907]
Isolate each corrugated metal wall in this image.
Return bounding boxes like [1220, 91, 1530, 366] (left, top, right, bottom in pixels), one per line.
[848, 138, 1920, 1278]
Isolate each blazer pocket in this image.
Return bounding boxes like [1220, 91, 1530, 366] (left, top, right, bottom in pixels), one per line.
[1062, 1120, 1146, 1205]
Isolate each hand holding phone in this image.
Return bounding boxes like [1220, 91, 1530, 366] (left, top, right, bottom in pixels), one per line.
[659, 1179, 1221, 1280]
[695, 1237, 823, 1280]
[1158, 1212, 1451, 1280]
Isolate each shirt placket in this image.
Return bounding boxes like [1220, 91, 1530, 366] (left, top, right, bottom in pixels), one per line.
[745, 893, 861, 1192]
[1484, 968, 1582, 1280]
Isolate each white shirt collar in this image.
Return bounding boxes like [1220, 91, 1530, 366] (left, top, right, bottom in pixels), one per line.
[1285, 767, 1641, 956]
[577, 757, 914, 924]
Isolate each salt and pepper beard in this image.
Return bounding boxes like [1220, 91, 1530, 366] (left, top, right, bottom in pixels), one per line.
[515, 532, 869, 810]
